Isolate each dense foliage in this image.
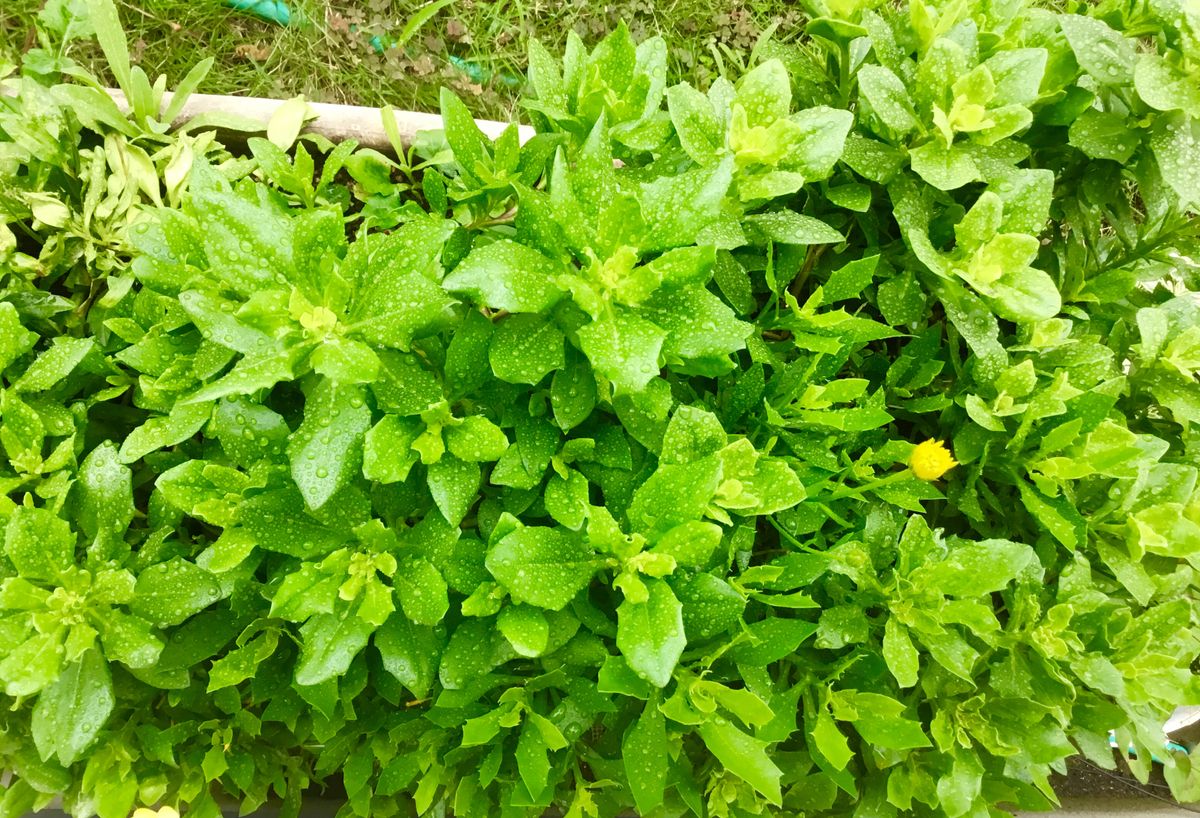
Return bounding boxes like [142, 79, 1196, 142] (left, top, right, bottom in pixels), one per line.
[2, 0, 1200, 816]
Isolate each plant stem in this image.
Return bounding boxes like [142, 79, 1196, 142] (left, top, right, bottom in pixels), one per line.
[826, 468, 915, 501]
[766, 516, 822, 554]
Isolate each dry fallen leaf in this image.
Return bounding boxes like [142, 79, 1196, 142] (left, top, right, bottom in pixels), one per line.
[234, 42, 273, 61]
[446, 18, 471, 43]
[327, 11, 351, 34]
[412, 54, 436, 76]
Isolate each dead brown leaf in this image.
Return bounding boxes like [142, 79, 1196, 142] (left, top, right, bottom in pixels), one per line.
[327, 11, 351, 34]
[412, 54, 436, 76]
[234, 42, 273, 61]
[446, 18, 471, 43]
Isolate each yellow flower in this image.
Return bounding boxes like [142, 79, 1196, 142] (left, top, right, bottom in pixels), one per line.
[132, 807, 179, 818]
[910, 439, 957, 481]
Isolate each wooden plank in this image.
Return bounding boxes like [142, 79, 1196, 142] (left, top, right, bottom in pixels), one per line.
[103, 89, 533, 150]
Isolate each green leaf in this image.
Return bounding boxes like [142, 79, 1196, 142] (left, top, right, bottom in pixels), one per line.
[443, 240, 566, 313]
[617, 577, 686, 687]
[75, 442, 134, 555]
[787, 107, 854, 180]
[395, 557, 450, 625]
[986, 48, 1048, 107]
[1069, 109, 1139, 163]
[735, 59, 791, 125]
[5, 506, 73, 581]
[186, 347, 297, 404]
[239, 487, 345, 558]
[810, 704, 854, 770]
[209, 396, 290, 466]
[188, 167, 295, 296]
[641, 287, 752, 365]
[916, 539, 1035, 597]
[935, 280, 1007, 381]
[372, 350, 442, 415]
[85, 0, 131, 93]
[288, 380, 371, 510]
[550, 352, 598, 431]
[132, 558, 222, 628]
[207, 631, 279, 692]
[883, 618, 920, 688]
[660, 406, 726, 465]
[375, 613, 443, 698]
[697, 716, 783, 804]
[348, 269, 455, 351]
[667, 82, 723, 164]
[642, 245, 717, 291]
[0, 302, 37, 373]
[857, 64, 918, 134]
[309, 337, 381, 384]
[445, 309, 494, 399]
[427, 455, 480, 526]
[294, 607, 376, 686]
[823, 255, 880, 304]
[623, 697, 669, 814]
[989, 266, 1062, 323]
[1151, 113, 1200, 209]
[527, 38, 567, 114]
[677, 573, 745, 638]
[842, 692, 931, 750]
[438, 617, 516, 690]
[489, 314, 565, 385]
[1058, 14, 1136, 86]
[910, 142, 980, 190]
[628, 458, 722, 537]
[97, 612, 163, 670]
[937, 756, 983, 817]
[497, 604, 551, 657]
[637, 159, 733, 252]
[732, 617, 818, 665]
[744, 210, 844, 245]
[440, 88, 487, 179]
[445, 416, 509, 462]
[341, 221, 455, 346]
[842, 132, 906, 182]
[544, 470, 590, 530]
[991, 168, 1054, 235]
[30, 648, 113, 766]
[1135, 53, 1200, 115]
[119, 401, 213, 463]
[362, 415, 420, 484]
[577, 310, 665, 394]
[486, 526, 599, 610]
[0, 632, 64, 697]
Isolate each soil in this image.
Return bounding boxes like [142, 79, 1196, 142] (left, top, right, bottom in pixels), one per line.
[1055, 757, 1186, 803]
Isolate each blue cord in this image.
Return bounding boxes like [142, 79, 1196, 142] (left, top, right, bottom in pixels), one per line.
[224, 0, 292, 26]
[1108, 730, 1191, 763]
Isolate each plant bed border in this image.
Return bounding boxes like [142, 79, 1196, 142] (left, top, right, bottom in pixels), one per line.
[103, 89, 533, 151]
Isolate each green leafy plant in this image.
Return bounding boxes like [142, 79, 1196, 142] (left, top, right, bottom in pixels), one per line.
[2, 0, 1200, 817]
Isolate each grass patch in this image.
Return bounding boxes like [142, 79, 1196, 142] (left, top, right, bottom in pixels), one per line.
[1, 0, 807, 119]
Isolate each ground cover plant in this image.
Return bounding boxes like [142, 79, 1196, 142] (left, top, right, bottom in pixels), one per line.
[1, 0, 795, 121]
[2, 0, 1200, 817]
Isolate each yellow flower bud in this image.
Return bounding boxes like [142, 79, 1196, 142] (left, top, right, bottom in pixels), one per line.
[131, 807, 179, 818]
[910, 439, 958, 481]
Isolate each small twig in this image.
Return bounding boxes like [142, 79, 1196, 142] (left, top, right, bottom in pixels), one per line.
[789, 243, 828, 300]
